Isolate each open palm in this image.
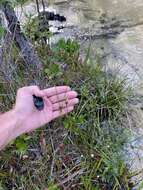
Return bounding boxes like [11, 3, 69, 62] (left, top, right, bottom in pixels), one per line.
[14, 86, 79, 134]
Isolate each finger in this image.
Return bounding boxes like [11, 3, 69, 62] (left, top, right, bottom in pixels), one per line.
[53, 106, 74, 119]
[52, 98, 79, 111]
[33, 88, 44, 97]
[18, 86, 44, 97]
[42, 86, 71, 97]
[50, 91, 78, 104]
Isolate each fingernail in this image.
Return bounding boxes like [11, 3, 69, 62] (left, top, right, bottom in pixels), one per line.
[73, 91, 78, 96]
[75, 98, 79, 103]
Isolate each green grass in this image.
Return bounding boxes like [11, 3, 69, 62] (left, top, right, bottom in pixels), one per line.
[0, 30, 134, 190]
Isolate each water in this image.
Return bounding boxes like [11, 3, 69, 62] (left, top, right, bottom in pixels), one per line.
[16, 0, 143, 186]
[16, 0, 143, 86]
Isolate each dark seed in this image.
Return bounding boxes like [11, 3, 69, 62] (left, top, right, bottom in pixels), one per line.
[33, 95, 44, 111]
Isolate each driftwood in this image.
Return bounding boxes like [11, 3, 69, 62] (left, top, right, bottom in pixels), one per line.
[1, 2, 42, 70]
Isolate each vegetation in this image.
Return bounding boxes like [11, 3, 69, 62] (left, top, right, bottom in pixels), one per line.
[0, 2, 134, 190]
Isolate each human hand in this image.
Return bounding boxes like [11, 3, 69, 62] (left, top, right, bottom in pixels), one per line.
[14, 86, 79, 135]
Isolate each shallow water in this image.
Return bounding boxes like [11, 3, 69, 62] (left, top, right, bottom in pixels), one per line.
[16, 0, 143, 86]
[16, 0, 143, 187]
[53, 0, 143, 87]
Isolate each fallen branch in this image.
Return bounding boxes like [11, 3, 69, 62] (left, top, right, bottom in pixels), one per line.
[1, 1, 42, 70]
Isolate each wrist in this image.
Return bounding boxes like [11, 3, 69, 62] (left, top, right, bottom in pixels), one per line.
[0, 109, 25, 149]
[10, 109, 25, 139]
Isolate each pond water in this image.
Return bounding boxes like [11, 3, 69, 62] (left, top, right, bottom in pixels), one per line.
[51, 0, 143, 88]
[16, 0, 143, 187]
[16, 0, 143, 87]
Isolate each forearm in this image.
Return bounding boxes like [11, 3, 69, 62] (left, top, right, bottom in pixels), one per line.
[0, 110, 21, 150]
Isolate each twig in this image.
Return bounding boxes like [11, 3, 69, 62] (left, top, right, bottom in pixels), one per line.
[36, 0, 40, 15]
[59, 168, 84, 185]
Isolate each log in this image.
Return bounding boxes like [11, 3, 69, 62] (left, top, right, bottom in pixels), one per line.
[1, 1, 42, 71]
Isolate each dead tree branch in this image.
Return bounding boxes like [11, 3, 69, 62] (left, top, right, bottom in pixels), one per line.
[1, 1, 42, 70]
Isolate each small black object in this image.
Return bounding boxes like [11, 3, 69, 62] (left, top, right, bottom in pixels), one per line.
[33, 95, 44, 111]
[39, 11, 66, 22]
[59, 16, 66, 22]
